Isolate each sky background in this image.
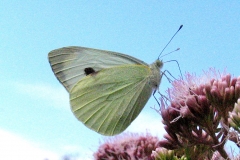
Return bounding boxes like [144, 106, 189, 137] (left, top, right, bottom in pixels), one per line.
[1, 1, 240, 160]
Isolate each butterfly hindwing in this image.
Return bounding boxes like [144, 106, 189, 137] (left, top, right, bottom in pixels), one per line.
[48, 46, 147, 92]
[70, 64, 153, 136]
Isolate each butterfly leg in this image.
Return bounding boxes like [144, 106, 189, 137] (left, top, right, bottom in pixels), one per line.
[153, 70, 181, 108]
[163, 60, 183, 79]
[161, 70, 177, 83]
[153, 89, 160, 107]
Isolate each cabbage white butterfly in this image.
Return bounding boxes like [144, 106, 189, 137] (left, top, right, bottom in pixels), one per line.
[48, 25, 182, 136]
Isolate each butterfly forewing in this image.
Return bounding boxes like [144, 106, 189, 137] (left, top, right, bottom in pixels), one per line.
[70, 65, 153, 136]
[48, 47, 147, 92]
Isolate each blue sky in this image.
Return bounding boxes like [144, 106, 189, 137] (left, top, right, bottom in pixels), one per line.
[1, 1, 240, 159]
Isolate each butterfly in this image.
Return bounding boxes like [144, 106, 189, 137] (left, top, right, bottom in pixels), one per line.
[48, 25, 182, 136]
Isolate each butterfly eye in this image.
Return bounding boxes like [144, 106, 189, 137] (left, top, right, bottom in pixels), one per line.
[84, 67, 96, 75]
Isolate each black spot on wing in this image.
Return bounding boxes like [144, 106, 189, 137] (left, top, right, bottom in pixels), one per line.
[84, 67, 96, 75]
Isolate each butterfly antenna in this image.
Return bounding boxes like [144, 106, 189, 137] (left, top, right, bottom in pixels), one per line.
[158, 25, 183, 60]
[160, 48, 180, 58]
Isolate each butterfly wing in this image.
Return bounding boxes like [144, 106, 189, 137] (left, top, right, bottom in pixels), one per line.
[48, 46, 148, 92]
[70, 64, 153, 136]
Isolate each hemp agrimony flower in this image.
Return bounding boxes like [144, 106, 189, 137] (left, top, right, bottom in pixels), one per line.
[94, 133, 159, 160]
[159, 69, 240, 159]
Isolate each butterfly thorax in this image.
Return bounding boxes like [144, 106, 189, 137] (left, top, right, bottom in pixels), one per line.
[149, 59, 163, 90]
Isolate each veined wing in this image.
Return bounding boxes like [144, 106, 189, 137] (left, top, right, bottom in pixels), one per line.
[70, 64, 153, 136]
[48, 46, 147, 92]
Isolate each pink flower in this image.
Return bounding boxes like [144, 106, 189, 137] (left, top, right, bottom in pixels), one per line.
[159, 68, 240, 159]
[94, 132, 159, 160]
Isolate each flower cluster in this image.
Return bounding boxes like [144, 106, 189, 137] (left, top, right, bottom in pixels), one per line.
[93, 132, 159, 160]
[159, 69, 240, 159]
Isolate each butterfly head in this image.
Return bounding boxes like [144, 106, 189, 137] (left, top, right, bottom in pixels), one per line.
[155, 59, 163, 69]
